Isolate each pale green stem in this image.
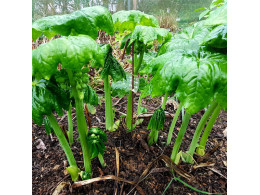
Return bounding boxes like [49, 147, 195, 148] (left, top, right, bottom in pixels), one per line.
[137, 95, 142, 115]
[197, 104, 222, 156]
[171, 112, 191, 162]
[166, 102, 183, 146]
[67, 69, 92, 175]
[103, 76, 114, 131]
[126, 91, 133, 130]
[98, 153, 106, 168]
[67, 103, 73, 146]
[185, 101, 218, 163]
[47, 113, 77, 167]
[161, 92, 169, 110]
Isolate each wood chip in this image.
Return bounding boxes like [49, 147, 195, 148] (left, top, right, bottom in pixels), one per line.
[52, 182, 68, 195]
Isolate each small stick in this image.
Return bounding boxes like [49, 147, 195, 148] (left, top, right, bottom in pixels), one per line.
[121, 38, 130, 60]
[84, 104, 92, 129]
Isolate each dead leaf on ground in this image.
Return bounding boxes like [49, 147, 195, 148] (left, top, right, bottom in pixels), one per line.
[53, 165, 60, 170]
[52, 182, 68, 195]
[36, 139, 46, 150]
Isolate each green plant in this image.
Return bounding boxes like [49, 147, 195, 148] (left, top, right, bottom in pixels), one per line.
[147, 108, 165, 145]
[32, 6, 114, 41]
[32, 35, 105, 179]
[141, 1, 227, 164]
[99, 44, 126, 131]
[32, 79, 80, 181]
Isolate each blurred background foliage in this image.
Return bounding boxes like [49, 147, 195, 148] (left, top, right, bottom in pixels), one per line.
[32, 0, 212, 30]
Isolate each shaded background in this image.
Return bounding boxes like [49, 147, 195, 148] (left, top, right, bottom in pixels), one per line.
[32, 0, 212, 29]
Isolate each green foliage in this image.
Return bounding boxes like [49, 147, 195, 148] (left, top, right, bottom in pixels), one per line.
[111, 73, 140, 98]
[32, 6, 114, 41]
[203, 2, 227, 26]
[87, 127, 107, 159]
[32, 79, 70, 126]
[112, 10, 159, 33]
[66, 165, 81, 181]
[138, 52, 157, 74]
[83, 85, 98, 106]
[147, 108, 165, 145]
[99, 44, 126, 82]
[147, 108, 165, 131]
[158, 21, 211, 55]
[32, 35, 104, 80]
[143, 48, 227, 114]
[129, 25, 172, 45]
[201, 24, 227, 49]
[43, 117, 53, 135]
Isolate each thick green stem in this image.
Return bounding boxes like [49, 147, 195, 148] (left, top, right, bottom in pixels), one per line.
[171, 112, 191, 162]
[137, 95, 142, 115]
[126, 91, 133, 130]
[161, 92, 169, 110]
[166, 102, 183, 146]
[67, 70, 92, 175]
[197, 104, 221, 156]
[47, 113, 77, 167]
[103, 76, 114, 131]
[67, 103, 74, 146]
[185, 101, 218, 163]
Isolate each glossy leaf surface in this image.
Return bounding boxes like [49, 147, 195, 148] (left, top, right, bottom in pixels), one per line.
[32, 35, 104, 80]
[32, 79, 70, 125]
[144, 48, 227, 114]
[129, 25, 172, 45]
[32, 6, 114, 41]
[112, 10, 159, 33]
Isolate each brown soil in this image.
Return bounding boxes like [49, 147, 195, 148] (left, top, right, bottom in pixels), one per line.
[32, 94, 227, 195]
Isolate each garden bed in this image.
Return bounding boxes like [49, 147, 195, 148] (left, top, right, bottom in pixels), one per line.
[32, 94, 227, 195]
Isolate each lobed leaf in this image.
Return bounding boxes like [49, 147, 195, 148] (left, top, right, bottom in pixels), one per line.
[32, 6, 114, 41]
[111, 72, 140, 98]
[99, 44, 126, 81]
[203, 2, 227, 26]
[129, 25, 172, 45]
[158, 22, 211, 55]
[32, 35, 104, 80]
[200, 24, 227, 49]
[144, 48, 227, 114]
[112, 10, 159, 33]
[32, 79, 70, 126]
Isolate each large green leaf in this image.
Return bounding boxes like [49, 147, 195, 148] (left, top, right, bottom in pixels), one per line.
[158, 22, 211, 55]
[32, 35, 104, 80]
[203, 2, 227, 26]
[32, 79, 70, 126]
[112, 10, 159, 33]
[138, 52, 157, 74]
[129, 25, 172, 45]
[139, 51, 175, 76]
[143, 48, 227, 114]
[111, 73, 140, 98]
[99, 44, 126, 82]
[32, 6, 114, 41]
[200, 24, 227, 49]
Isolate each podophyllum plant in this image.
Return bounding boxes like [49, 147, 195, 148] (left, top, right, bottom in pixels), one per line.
[112, 10, 160, 131]
[32, 6, 118, 179]
[32, 79, 80, 181]
[112, 10, 172, 131]
[142, 2, 227, 164]
[32, 35, 105, 179]
[98, 44, 126, 131]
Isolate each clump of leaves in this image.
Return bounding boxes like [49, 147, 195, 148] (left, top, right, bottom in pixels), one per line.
[147, 108, 165, 146]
